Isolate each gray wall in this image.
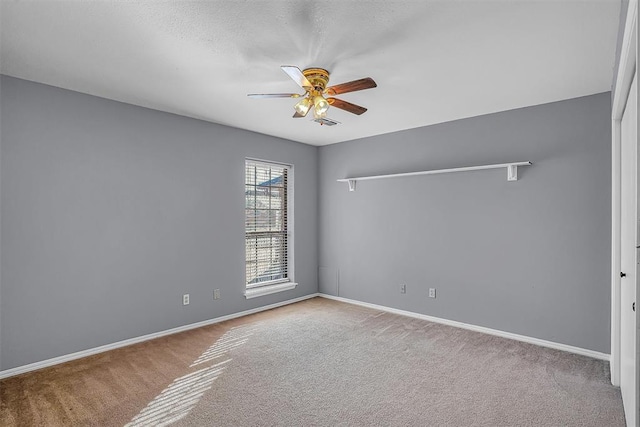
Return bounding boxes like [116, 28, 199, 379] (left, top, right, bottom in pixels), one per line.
[0, 75, 613, 370]
[0, 75, 318, 371]
[318, 93, 612, 354]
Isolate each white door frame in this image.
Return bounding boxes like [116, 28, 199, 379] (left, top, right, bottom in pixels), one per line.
[612, 0, 638, 389]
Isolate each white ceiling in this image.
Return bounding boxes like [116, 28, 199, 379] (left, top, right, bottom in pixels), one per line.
[1, 1, 621, 146]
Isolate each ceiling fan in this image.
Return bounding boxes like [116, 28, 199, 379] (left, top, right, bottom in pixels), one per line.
[248, 66, 377, 126]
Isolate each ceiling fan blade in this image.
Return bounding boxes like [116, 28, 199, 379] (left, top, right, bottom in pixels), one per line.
[327, 98, 368, 115]
[281, 66, 313, 90]
[247, 93, 303, 98]
[325, 77, 377, 96]
[313, 117, 340, 126]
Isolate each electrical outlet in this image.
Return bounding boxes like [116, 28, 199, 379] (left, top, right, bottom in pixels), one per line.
[428, 288, 436, 298]
[400, 284, 406, 294]
[213, 289, 220, 300]
[183, 294, 190, 305]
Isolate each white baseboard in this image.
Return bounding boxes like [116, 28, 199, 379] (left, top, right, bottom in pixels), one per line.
[319, 293, 610, 362]
[0, 293, 320, 380]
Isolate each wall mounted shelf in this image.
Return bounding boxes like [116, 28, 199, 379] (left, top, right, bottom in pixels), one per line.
[337, 161, 532, 191]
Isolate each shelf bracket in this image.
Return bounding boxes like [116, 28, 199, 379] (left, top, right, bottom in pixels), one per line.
[507, 164, 518, 181]
[347, 179, 356, 192]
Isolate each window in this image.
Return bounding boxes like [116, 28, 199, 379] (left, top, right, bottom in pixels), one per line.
[244, 159, 296, 298]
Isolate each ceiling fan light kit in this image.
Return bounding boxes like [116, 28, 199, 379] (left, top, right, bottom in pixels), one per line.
[313, 96, 330, 117]
[294, 97, 312, 116]
[248, 66, 377, 125]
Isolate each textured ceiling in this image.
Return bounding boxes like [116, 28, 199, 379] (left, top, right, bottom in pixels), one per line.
[0, 1, 621, 146]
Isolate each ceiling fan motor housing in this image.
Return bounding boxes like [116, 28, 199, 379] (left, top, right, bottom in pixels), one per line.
[303, 68, 330, 93]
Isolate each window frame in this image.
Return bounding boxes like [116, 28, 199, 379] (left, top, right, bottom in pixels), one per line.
[244, 158, 297, 299]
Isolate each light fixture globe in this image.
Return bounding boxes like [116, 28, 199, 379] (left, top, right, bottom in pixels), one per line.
[294, 98, 312, 115]
[313, 107, 327, 120]
[313, 96, 329, 115]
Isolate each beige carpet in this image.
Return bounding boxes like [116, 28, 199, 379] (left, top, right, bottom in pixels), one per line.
[1, 297, 626, 426]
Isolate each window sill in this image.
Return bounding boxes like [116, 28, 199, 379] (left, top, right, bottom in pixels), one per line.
[244, 282, 298, 299]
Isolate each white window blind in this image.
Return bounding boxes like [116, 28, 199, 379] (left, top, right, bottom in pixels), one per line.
[245, 160, 290, 289]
